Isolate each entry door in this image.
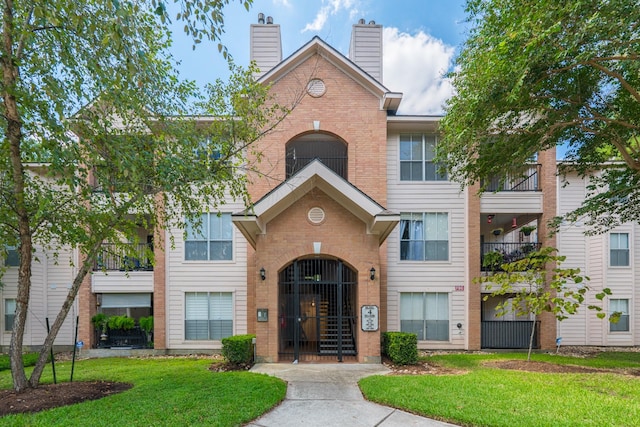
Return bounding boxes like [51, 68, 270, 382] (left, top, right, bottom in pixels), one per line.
[278, 258, 357, 362]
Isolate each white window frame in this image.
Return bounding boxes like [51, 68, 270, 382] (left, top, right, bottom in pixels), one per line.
[399, 292, 450, 341]
[609, 232, 630, 267]
[184, 213, 233, 261]
[4, 299, 16, 332]
[184, 292, 234, 340]
[399, 133, 447, 182]
[399, 212, 449, 261]
[609, 299, 630, 333]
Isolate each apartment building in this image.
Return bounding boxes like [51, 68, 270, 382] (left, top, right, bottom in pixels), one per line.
[2, 17, 637, 359]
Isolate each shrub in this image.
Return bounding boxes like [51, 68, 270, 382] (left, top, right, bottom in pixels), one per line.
[382, 332, 418, 365]
[139, 316, 154, 333]
[107, 314, 135, 330]
[221, 334, 255, 365]
[0, 352, 43, 372]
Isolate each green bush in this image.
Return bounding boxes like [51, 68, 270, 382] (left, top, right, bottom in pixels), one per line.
[0, 352, 42, 372]
[139, 316, 154, 333]
[107, 314, 135, 330]
[221, 334, 255, 365]
[382, 332, 418, 365]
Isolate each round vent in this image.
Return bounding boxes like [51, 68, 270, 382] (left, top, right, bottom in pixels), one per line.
[306, 79, 326, 97]
[307, 207, 325, 224]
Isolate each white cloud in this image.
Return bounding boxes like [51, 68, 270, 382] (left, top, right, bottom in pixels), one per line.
[302, 0, 358, 33]
[302, 8, 329, 32]
[383, 27, 455, 115]
[273, 0, 291, 6]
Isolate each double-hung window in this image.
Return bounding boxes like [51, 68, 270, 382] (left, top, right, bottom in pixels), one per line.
[609, 299, 629, 332]
[185, 213, 232, 261]
[400, 212, 448, 261]
[610, 233, 629, 267]
[400, 134, 447, 181]
[400, 292, 449, 341]
[3, 246, 19, 267]
[4, 299, 16, 332]
[185, 292, 233, 340]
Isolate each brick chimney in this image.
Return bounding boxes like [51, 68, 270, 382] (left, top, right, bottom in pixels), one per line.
[250, 13, 282, 79]
[349, 19, 383, 82]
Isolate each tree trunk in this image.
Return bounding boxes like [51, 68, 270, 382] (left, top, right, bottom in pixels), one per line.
[3, 0, 32, 392]
[527, 319, 536, 361]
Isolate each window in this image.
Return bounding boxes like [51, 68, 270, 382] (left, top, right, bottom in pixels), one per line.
[610, 299, 629, 332]
[610, 233, 629, 267]
[185, 213, 232, 261]
[3, 246, 19, 267]
[4, 299, 16, 332]
[400, 134, 447, 181]
[400, 212, 448, 261]
[400, 292, 449, 341]
[185, 292, 233, 340]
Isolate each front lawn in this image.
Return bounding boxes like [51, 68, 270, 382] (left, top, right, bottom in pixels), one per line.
[360, 352, 640, 427]
[0, 356, 286, 426]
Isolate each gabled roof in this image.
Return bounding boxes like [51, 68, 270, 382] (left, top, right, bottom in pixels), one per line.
[232, 160, 399, 248]
[258, 36, 402, 113]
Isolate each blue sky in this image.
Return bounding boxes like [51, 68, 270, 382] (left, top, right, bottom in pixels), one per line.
[170, 0, 468, 115]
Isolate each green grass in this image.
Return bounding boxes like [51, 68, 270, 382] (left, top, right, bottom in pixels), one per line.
[0, 357, 286, 426]
[360, 352, 640, 427]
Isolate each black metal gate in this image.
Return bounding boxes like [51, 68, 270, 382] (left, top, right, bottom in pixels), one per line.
[278, 258, 357, 362]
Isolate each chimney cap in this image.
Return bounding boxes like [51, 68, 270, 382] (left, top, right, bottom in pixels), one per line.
[369, 20, 376, 25]
[258, 13, 265, 24]
[266, 16, 273, 24]
[358, 18, 365, 24]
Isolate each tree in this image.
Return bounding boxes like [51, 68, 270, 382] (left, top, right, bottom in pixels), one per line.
[439, 0, 640, 233]
[478, 247, 614, 360]
[0, 0, 293, 392]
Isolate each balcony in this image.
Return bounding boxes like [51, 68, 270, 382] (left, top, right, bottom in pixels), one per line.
[481, 242, 542, 271]
[94, 243, 153, 271]
[483, 164, 541, 192]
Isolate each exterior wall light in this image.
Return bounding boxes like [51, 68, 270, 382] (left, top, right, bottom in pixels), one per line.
[369, 267, 376, 281]
[260, 267, 266, 281]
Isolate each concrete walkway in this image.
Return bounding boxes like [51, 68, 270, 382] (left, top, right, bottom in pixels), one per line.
[247, 363, 458, 427]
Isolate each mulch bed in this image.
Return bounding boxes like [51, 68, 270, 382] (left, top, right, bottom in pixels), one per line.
[0, 381, 132, 417]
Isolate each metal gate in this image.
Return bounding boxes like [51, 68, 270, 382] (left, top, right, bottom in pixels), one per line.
[278, 258, 357, 362]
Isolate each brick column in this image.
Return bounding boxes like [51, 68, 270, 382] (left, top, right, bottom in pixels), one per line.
[153, 194, 167, 349]
[77, 254, 97, 347]
[467, 183, 482, 350]
[538, 147, 558, 350]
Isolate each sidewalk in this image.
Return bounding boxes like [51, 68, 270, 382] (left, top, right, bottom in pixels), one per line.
[247, 363, 458, 427]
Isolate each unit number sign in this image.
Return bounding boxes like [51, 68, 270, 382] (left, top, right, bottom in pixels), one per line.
[361, 305, 379, 332]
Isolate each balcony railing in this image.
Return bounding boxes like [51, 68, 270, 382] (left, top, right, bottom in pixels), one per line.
[481, 242, 542, 271]
[481, 321, 540, 349]
[483, 164, 541, 192]
[286, 156, 347, 179]
[94, 243, 153, 271]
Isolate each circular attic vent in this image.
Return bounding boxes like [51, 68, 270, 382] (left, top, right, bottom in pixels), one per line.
[306, 79, 326, 97]
[307, 207, 326, 224]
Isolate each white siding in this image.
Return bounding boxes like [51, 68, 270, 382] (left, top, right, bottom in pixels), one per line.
[385, 130, 467, 349]
[92, 271, 154, 293]
[349, 24, 383, 81]
[480, 192, 543, 213]
[556, 171, 640, 346]
[250, 24, 282, 78]
[166, 198, 249, 349]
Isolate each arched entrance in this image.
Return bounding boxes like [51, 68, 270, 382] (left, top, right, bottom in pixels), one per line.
[278, 258, 357, 362]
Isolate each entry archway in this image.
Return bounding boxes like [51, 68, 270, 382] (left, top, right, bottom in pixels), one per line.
[278, 258, 357, 362]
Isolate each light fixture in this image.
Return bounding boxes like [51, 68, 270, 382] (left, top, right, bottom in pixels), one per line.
[313, 120, 320, 131]
[512, 217, 518, 228]
[313, 241, 321, 255]
[369, 267, 376, 281]
[260, 267, 266, 281]
[487, 214, 494, 224]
